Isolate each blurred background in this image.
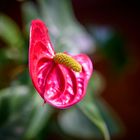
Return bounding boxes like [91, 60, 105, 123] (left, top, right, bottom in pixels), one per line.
[0, 0, 140, 140]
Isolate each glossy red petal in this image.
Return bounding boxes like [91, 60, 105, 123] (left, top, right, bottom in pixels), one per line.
[30, 19, 55, 58]
[73, 54, 93, 99]
[29, 19, 93, 109]
[29, 20, 55, 96]
[43, 54, 93, 109]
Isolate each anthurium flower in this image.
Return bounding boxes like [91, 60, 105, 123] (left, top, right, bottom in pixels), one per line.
[29, 19, 93, 109]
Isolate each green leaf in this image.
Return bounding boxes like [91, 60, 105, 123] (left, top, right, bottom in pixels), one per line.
[21, 1, 41, 25]
[21, 0, 95, 60]
[94, 98, 124, 137]
[89, 71, 106, 95]
[76, 76, 110, 140]
[35, 0, 95, 54]
[0, 96, 10, 125]
[24, 94, 53, 139]
[77, 72, 124, 139]
[0, 14, 23, 47]
[77, 96, 110, 140]
[0, 86, 32, 139]
[0, 14, 24, 61]
[58, 107, 106, 139]
[0, 85, 54, 139]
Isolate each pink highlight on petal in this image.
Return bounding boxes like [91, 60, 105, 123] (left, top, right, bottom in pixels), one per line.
[29, 19, 93, 109]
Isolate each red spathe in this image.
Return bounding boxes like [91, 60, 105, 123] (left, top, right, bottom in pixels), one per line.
[29, 19, 93, 109]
